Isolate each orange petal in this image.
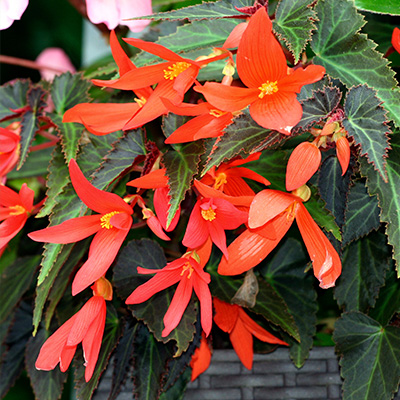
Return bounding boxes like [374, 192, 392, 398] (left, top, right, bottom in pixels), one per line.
[127, 168, 168, 189]
[392, 27, 400, 54]
[223, 22, 248, 49]
[279, 64, 326, 93]
[336, 137, 350, 176]
[161, 98, 211, 116]
[110, 30, 136, 75]
[190, 333, 212, 381]
[213, 298, 238, 333]
[285, 142, 321, 191]
[229, 316, 254, 369]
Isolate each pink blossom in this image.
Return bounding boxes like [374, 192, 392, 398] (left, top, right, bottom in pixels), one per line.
[35, 48, 76, 81]
[0, 0, 28, 30]
[85, 0, 152, 32]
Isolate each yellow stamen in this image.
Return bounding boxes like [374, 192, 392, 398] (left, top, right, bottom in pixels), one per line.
[285, 202, 297, 222]
[258, 81, 278, 98]
[213, 172, 227, 190]
[180, 262, 194, 279]
[209, 109, 226, 118]
[100, 211, 121, 229]
[9, 205, 26, 216]
[134, 97, 147, 108]
[201, 207, 216, 221]
[163, 62, 191, 80]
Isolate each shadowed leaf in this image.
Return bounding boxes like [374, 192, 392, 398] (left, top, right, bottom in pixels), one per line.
[0, 79, 30, 121]
[354, 0, 400, 15]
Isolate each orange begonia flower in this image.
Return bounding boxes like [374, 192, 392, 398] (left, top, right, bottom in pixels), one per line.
[392, 27, 400, 54]
[219, 188, 342, 289]
[335, 136, 350, 175]
[0, 126, 20, 182]
[0, 183, 39, 257]
[213, 298, 288, 369]
[195, 7, 326, 134]
[126, 240, 213, 337]
[28, 159, 133, 295]
[35, 277, 112, 382]
[190, 332, 212, 381]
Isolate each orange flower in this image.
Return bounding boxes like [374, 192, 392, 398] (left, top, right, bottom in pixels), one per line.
[213, 298, 287, 369]
[392, 27, 400, 54]
[190, 332, 212, 381]
[195, 7, 326, 134]
[0, 126, 20, 181]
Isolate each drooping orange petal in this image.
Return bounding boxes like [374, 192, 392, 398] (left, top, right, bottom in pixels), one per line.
[0, 215, 27, 253]
[173, 65, 199, 97]
[236, 7, 287, 88]
[249, 91, 303, 134]
[208, 220, 229, 258]
[336, 137, 350, 176]
[295, 203, 342, 289]
[110, 30, 136, 75]
[223, 22, 248, 49]
[212, 197, 248, 230]
[161, 98, 212, 116]
[0, 184, 21, 207]
[226, 167, 271, 187]
[182, 201, 210, 250]
[285, 142, 321, 191]
[229, 316, 254, 369]
[59, 345, 77, 373]
[192, 236, 213, 269]
[153, 187, 180, 232]
[279, 64, 326, 93]
[146, 214, 171, 241]
[193, 277, 213, 336]
[392, 27, 400, 53]
[190, 333, 212, 381]
[249, 189, 296, 229]
[213, 298, 238, 333]
[194, 83, 259, 113]
[127, 168, 168, 189]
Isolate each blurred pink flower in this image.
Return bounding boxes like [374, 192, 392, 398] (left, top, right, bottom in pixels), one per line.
[0, 0, 29, 30]
[86, 0, 152, 32]
[36, 48, 76, 81]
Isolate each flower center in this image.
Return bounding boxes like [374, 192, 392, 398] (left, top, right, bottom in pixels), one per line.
[9, 205, 26, 216]
[201, 206, 216, 221]
[213, 172, 227, 190]
[134, 97, 147, 108]
[180, 262, 194, 279]
[164, 62, 191, 80]
[209, 109, 226, 118]
[100, 211, 121, 229]
[285, 202, 297, 222]
[258, 81, 278, 98]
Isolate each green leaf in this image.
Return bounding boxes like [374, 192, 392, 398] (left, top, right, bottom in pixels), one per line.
[294, 87, 342, 132]
[203, 111, 283, 174]
[335, 232, 391, 313]
[261, 238, 317, 368]
[334, 311, 400, 400]
[304, 185, 342, 241]
[297, 76, 331, 102]
[342, 180, 380, 245]
[50, 72, 91, 115]
[25, 329, 67, 400]
[360, 133, 400, 272]
[160, 369, 191, 400]
[209, 269, 300, 341]
[7, 147, 53, 179]
[18, 86, 46, 169]
[354, 0, 400, 15]
[74, 305, 122, 400]
[163, 141, 204, 227]
[0, 79, 29, 121]
[343, 85, 391, 180]
[311, 0, 400, 127]
[318, 155, 352, 228]
[113, 239, 197, 357]
[274, 0, 316, 63]
[0, 256, 40, 324]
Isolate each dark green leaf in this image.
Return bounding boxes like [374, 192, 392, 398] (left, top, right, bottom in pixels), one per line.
[162, 113, 190, 141]
[342, 180, 380, 245]
[261, 238, 317, 368]
[369, 267, 400, 326]
[160, 368, 191, 400]
[163, 141, 204, 227]
[0, 80, 30, 121]
[335, 232, 391, 312]
[294, 87, 342, 132]
[18, 86, 46, 168]
[311, 0, 400, 126]
[343, 85, 391, 180]
[354, 0, 400, 15]
[318, 155, 352, 228]
[360, 133, 400, 271]
[51, 72, 91, 115]
[74, 305, 122, 400]
[304, 186, 342, 241]
[334, 311, 400, 400]
[203, 111, 283, 174]
[297, 76, 331, 102]
[113, 239, 197, 356]
[209, 269, 300, 341]
[0, 302, 33, 398]
[0, 255, 39, 323]
[25, 329, 67, 400]
[274, 0, 316, 63]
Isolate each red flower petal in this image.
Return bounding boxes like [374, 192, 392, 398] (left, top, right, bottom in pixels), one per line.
[0, 185, 21, 207]
[213, 298, 238, 333]
[279, 64, 326, 93]
[229, 316, 254, 369]
[146, 214, 171, 241]
[285, 142, 321, 191]
[153, 187, 180, 232]
[59, 345, 77, 372]
[212, 198, 248, 230]
[336, 137, 350, 176]
[227, 167, 271, 187]
[110, 30, 136, 76]
[208, 220, 229, 258]
[190, 333, 212, 381]
[193, 277, 213, 336]
[192, 237, 213, 269]
[127, 168, 168, 189]
[392, 27, 400, 54]
[161, 98, 211, 116]
[223, 22, 248, 49]
[237, 7, 287, 88]
[0, 214, 27, 254]
[182, 200, 210, 250]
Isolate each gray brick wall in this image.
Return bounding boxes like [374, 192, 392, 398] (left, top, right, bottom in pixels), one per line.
[94, 347, 400, 400]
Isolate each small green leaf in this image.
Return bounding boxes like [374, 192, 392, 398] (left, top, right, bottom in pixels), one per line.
[0, 79, 30, 121]
[335, 232, 391, 313]
[0, 256, 39, 323]
[343, 85, 391, 180]
[297, 76, 331, 102]
[7, 147, 53, 179]
[360, 133, 400, 272]
[311, 0, 400, 127]
[25, 329, 67, 400]
[354, 0, 400, 15]
[163, 141, 204, 227]
[334, 311, 400, 400]
[209, 269, 300, 341]
[74, 306, 122, 400]
[261, 238, 317, 368]
[294, 87, 342, 132]
[18, 86, 46, 169]
[113, 239, 197, 356]
[274, 0, 316, 63]
[342, 180, 380, 245]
